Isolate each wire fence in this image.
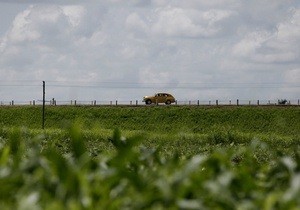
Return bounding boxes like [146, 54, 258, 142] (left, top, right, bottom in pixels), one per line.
[1, 81, 300, 107]
[1, 99, 300, 106]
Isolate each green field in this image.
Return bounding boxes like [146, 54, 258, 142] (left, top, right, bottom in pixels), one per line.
[1, 106, 300, 209]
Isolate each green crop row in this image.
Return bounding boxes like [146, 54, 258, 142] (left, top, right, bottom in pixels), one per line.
[1, 124, 299, 161]
[0, 126, 300, 209]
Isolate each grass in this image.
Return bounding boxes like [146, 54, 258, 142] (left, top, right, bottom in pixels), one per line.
[1, 105, 300, 133]
[1, 105, 300, 131]
[1, 105, 300, 158]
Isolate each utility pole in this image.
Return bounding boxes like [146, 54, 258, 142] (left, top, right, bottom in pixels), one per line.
[42, 81, 45, 129]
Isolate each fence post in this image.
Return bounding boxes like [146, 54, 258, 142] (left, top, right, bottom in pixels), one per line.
[237, 99, 239, 106]
[33, 100, 35, 106]
[136, 100, 138, 106]
[257, 100, 259, 106]
[216, 100, 218, 106]
[42, 81, 45, 129]
[197, 100, 199, 106]
[74, 100, 77, 106]
[298, 99, 299, 105]
[116, 100, 118, 106]
[229, 100, 231, 105]
[12, 100, 14, 106]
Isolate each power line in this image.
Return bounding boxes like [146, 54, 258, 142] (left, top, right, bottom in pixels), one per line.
[2, 79, 299, 84]
[0, 80, 299, 89]
[0, 84, 41, 87]
[45, 80, 299, 85]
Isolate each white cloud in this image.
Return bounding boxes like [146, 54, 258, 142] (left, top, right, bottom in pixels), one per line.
[61, 5, 86, 27]
[232, 8, 300, 64]
[75, 31, 106, 48]
[202, 9, 234, 25]
[276, 8, 300, 43]
[151, 0, 239, 9]
[9, 7, 41, 43]
[3, 5, 87, 46]
[232, 30, 274, 57]
[151, 7, 232, 37]
[125, 13, 149, 34]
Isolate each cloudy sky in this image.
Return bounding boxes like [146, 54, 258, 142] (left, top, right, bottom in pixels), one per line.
[0, 0, 300, 103]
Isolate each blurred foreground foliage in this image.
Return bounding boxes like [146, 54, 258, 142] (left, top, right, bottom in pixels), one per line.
[1, 126, 300, 210]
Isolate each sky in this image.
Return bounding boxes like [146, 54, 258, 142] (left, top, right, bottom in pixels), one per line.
[0, 0, 300, 104]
